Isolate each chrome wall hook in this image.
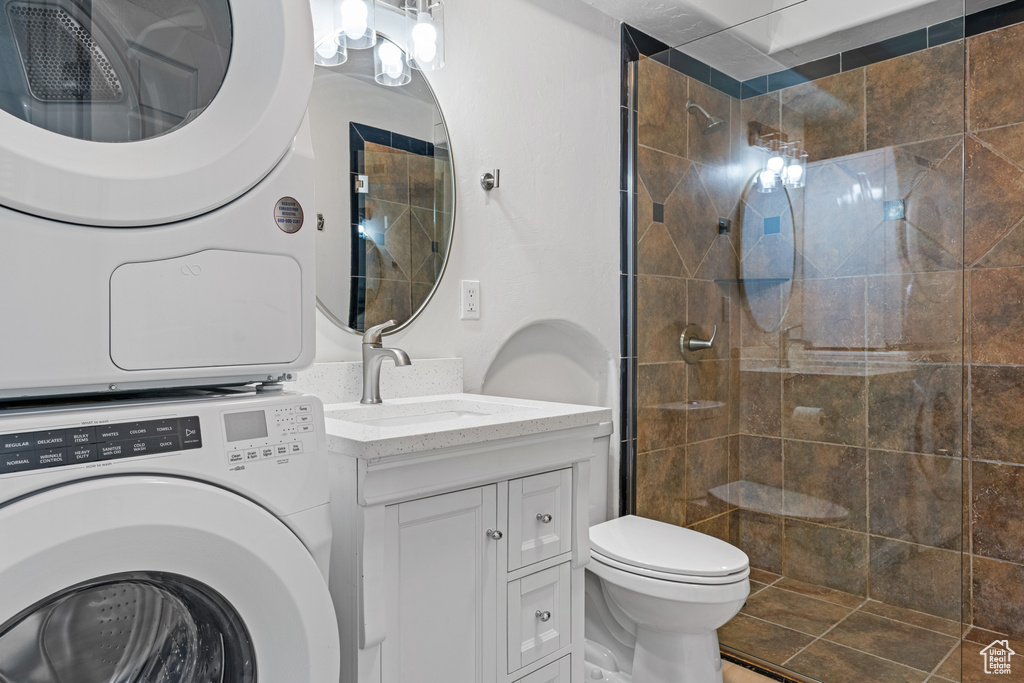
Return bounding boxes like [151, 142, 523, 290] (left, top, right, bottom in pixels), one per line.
[481, 169, 500, 191]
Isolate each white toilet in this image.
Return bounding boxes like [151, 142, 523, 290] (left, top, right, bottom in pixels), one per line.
[584, 515, 750, 683]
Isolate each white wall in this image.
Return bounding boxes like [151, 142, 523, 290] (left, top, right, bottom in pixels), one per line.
[312, 0, 623, 510]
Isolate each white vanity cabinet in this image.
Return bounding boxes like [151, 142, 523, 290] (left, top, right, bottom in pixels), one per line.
[323, 394, 612, 683]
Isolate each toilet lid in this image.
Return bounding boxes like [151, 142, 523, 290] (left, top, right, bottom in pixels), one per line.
[589, 515, 749, 578]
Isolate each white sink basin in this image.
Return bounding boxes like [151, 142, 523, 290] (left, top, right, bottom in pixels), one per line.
[326, 398, 516, 428]
[323, 393, 612, 459]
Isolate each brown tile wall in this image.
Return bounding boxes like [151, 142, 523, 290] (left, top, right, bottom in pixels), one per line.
[635, 22, 1024, 640]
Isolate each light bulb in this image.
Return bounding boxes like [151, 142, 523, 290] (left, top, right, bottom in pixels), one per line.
[379, 41, 404, 78]
[340, 0, 368, 40]
[412, 15, 437, 63]
[766, 154, 785, 174]
[785, 163, 804, 184]
[758, 169, 777, 193]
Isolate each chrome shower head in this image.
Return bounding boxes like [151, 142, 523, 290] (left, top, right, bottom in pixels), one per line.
[686, 97, 725, 135]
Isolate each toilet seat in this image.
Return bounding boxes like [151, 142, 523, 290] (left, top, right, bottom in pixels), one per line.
[590, 515, 749, 583]
[590, 550, 749, 586]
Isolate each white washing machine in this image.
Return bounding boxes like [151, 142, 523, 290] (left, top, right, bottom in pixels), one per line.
[0, 390, 340, 682]
[0, 0, 317, 399]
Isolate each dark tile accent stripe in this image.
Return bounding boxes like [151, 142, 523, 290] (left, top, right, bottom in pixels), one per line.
[350, 122, 435, 158]
[966, 0, 1024, 37]
[767, 54, 841, 91]
[623, 23, 670, 59]
[741, 75, 768, 99]
[929, 17, 965, 46]
[710, 67, 742, 99]
[670, 49, 711, 82]
[841, 28, 927, 71]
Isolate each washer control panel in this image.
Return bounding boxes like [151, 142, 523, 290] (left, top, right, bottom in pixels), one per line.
[0, 417, 202, 475]
[223, 402, 317, 467]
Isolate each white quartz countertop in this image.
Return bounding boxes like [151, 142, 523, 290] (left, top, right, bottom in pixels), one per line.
[323, 393, 613, 459]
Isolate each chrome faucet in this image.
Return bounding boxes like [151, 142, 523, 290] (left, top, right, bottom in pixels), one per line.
[360, 320, 412, 404]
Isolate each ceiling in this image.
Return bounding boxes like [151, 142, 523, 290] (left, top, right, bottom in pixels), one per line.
[580, 0, 1008, 81]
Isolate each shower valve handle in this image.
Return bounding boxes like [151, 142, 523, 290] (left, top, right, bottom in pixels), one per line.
[680, 324, 717, 364]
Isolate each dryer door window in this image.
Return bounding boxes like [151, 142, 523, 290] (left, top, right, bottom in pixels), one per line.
[0, 0, 232, 143]
[0, 572, 256, 682]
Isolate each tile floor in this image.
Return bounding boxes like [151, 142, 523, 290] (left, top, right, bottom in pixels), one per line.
[720, 570, 1021, 682]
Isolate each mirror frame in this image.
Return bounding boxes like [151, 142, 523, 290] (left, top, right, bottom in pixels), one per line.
[314, 43, 456, 337]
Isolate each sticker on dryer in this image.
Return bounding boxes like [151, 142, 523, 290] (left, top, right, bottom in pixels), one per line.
[275, 197, 304, 233]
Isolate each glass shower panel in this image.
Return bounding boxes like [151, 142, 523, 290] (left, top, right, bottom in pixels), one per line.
[632, 1, 968, 679]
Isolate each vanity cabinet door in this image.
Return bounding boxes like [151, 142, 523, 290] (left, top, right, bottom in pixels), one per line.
[507, 562, 572, 673]
[507, 469, 573, 570]
[383, 485, 498, 683]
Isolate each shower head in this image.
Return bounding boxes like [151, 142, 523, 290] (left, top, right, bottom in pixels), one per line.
[686, 97, 725, 135]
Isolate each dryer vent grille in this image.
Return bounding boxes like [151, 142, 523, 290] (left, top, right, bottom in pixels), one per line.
[7, 2, 122, 102]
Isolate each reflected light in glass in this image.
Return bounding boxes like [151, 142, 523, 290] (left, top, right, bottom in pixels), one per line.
[340, 0, 376, 49]
[757, 169, 778, 193]
[375, 39, 411, 86]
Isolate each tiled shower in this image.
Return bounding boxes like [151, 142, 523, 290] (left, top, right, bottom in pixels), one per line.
[621, 1, 1024, 680]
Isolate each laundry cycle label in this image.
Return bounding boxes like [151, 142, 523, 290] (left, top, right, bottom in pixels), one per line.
[275, 197, 304, 233]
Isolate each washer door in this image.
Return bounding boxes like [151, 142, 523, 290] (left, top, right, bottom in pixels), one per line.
[0, 477, 339, 682]
[0, 0, 312, 226]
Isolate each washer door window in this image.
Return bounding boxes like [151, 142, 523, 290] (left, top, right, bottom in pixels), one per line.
[0, 573, 255, 682]
[0, 477, 339, 683]
[0, 0, 312, 226]
[0, 0, 232, 143]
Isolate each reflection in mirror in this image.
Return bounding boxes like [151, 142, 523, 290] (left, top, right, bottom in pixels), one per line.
[310, 41, 454, 334]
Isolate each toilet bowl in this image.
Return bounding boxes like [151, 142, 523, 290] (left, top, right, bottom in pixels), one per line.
[585, 515, 750, 683]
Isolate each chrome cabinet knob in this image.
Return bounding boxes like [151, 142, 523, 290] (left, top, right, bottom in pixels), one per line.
[536, 513, 553, 524]
[486, 529, 503, 541]
[536, 610, 552, 622]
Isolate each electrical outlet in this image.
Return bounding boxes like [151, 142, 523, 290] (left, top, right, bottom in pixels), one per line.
[461, 280, 480, 320]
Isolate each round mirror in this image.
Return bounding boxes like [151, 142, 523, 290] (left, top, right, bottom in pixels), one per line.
[310, 41, 454, 335]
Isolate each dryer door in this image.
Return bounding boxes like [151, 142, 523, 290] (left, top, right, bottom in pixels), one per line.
[0, 476, 339, 682]
[0, 0, 312, 227]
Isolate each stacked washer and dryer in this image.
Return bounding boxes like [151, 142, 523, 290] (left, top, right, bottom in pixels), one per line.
[0, 0, 340, 680]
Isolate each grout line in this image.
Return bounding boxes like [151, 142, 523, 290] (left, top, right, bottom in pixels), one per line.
[779, 598, 867, 665]
[926, 636, 964, 681]
[852, 602, 964, 640]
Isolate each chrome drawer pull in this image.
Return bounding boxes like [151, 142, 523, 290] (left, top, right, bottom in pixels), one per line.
[536, 513, 553, 524]
[486, 529, 503, 541]
[535, 610, 552, 622]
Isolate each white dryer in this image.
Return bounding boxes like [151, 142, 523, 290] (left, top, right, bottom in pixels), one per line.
[0, 0, 317, 399]
[0, 391, 339, 682]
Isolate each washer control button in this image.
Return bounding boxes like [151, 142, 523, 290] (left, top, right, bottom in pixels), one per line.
[297, 414, 313, 424]
[260, 447, 275, 458]
[296, 404, 313, 414]
[289, 441, 303, 454]
[244, 449, 260, 461]
[275, 444, 289, 456]
[228, 450, 244, 464]
[298, 424, 314, 433]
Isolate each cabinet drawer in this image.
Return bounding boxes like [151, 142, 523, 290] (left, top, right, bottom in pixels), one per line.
[507, 562, 571, 673]
[513, 656, 570, 683]
[508, 469, 572, 570]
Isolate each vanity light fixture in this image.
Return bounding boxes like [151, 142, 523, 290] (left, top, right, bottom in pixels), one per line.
[754, 134, 807, 192]
[340, 0, 377, 49]
[311, 0, 348, 65]
[375, 38, 411, 86]
[314, 32, 347, 66]
[404, 0, 445, 71]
